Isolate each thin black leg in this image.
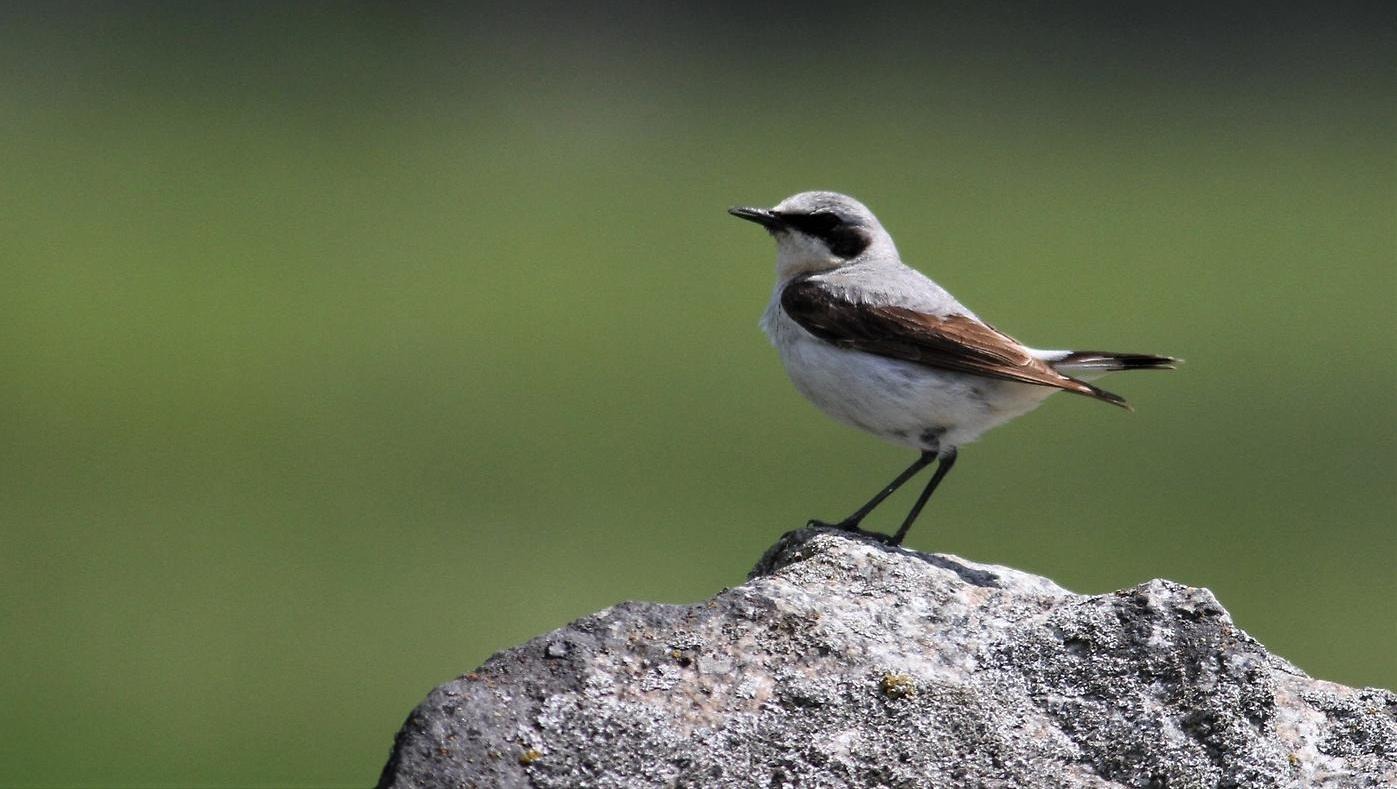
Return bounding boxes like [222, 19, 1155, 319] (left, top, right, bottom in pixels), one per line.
[810, 451, 936, 531]
[889, 449, 958, 546]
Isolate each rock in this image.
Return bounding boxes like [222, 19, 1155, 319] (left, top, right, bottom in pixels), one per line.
[377, 527, 1396, 788]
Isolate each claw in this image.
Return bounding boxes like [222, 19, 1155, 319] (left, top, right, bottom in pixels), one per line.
[809, 519, 861, 532]
[807, 519, 906, 546]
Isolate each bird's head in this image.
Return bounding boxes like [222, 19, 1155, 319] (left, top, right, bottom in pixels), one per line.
[729, 191, 896, 280]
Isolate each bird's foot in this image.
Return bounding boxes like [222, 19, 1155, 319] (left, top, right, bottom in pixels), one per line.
[807, 519, 903, 546]
[810, 513, 905, 544]
[807, 518, 861, 532]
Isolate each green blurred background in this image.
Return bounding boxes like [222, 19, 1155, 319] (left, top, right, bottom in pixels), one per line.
[1, 2, 1392, 786]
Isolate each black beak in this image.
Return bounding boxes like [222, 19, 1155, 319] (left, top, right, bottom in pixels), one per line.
[728, 206, 784, 229]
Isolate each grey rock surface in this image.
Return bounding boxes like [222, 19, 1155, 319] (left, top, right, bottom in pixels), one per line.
[378, 527, 1396, 788]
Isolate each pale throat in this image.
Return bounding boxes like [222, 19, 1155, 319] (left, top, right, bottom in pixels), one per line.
[773, 234, 843, 282]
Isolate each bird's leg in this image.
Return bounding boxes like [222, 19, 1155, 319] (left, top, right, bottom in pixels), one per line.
[809, 451, 936, 532]
[888, 449, 958, 546]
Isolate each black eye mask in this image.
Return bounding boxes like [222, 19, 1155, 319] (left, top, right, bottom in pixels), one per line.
[776, 212, 872, 259]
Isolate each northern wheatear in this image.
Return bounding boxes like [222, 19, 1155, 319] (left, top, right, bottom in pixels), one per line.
[731, 191, 1178, 545]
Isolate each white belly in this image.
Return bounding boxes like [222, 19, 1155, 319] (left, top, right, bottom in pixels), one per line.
[764, 307, 1054, 452]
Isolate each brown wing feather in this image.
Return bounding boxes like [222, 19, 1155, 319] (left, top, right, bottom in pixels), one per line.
[780, 279, 1130, 408]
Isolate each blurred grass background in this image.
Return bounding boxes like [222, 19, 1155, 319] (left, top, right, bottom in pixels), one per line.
[1, 2, 1392, 786]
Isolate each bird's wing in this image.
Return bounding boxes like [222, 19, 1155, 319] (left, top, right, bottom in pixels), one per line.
[780, 277, 1129, 408]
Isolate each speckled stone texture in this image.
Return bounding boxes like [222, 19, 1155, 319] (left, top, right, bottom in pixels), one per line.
[377, 527, 1395, 788]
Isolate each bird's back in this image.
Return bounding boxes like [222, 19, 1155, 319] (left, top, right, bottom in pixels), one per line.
[814, 257, 976, 320]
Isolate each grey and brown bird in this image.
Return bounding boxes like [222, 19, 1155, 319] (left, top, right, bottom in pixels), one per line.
[731, 191, 1178, 545]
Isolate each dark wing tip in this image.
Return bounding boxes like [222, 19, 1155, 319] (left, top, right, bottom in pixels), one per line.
[1067, 378, 1134, 410]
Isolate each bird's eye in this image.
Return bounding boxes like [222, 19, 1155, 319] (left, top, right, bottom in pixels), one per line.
[782, 211, 842, 236]
[779, 210, 869, 258]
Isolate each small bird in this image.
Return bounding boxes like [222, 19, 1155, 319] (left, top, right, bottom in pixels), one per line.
[731, 191, 1177, 546]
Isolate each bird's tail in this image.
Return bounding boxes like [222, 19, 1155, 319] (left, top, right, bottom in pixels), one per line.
[1049, 351, 1181, 374]
[1035, 350, 1180, 411]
